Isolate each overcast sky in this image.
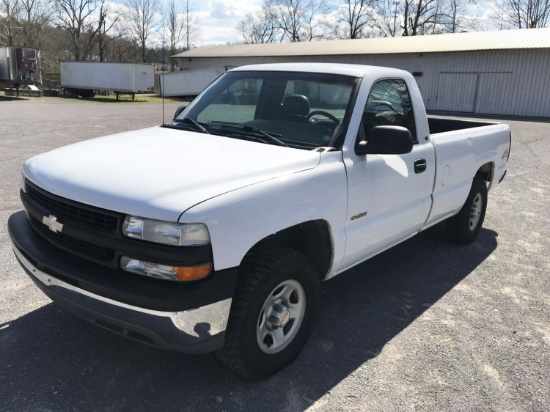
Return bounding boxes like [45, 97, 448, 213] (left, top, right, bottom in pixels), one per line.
[192, 0, 261, 45]
[175, 0, 500, 47]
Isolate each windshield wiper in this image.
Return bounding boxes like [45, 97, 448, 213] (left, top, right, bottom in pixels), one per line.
[173, 117, 210, 134]
[242, 125, 287, 147]
[216, 124, 287, 147]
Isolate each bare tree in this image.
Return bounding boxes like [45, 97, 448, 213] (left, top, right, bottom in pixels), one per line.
[374, 0, 402, 36]
[402, 0, 441, 35]
[95, 0, 120, 61]
[166, 0, 185, 59]
[338, 0, 377, 39]
[273, 0, 302, 41]
[0, 0, 22, 45]
[438, 0, 484, 33]
[237, 7, 279, 43]
[55, 0, 98, 60]
[19, 0, 53, 48]
[267, 0, 332, 42]
[494, 0, 550, 28]
[124, 0, 161, 62]
[181, 0, 199, 50]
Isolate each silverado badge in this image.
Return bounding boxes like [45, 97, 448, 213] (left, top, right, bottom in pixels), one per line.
[42, 215, 63, 233]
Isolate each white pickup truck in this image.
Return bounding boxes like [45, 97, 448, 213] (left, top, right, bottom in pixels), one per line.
[9, 63, 510, 379]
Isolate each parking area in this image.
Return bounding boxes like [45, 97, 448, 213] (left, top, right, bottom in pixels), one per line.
[0, 97, 549, 411]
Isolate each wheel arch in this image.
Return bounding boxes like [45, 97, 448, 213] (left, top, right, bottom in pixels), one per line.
[242, 220, 333, 281]
[475, 162, 494, 183]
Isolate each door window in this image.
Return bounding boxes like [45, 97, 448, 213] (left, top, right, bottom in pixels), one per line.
[361, 79, 417, 143]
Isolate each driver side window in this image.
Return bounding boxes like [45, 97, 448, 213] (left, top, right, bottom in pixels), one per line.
[361, 79, 417, 143]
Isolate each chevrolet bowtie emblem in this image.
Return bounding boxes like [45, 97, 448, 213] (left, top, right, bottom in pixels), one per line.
[42, 215, 63, 233]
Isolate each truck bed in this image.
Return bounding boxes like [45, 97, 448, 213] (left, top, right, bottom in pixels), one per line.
[424, 120, 510, 229]
[428, 116, 498, 135]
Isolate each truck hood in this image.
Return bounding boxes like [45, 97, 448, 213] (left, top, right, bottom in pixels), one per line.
[23, 126, 321, 221]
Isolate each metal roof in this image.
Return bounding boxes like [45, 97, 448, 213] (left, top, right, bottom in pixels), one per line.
[173, 28, 550, 58]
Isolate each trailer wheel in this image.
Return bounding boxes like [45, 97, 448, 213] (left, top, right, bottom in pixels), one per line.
[217, 247, 319, 380]
[446, 177, 488, 243]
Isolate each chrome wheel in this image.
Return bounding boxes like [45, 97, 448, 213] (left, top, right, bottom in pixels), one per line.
[469, 193, 483, 230]
[257, 279, 306, 354]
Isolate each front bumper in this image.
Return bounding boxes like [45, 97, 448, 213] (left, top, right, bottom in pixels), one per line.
[8, 211, 238, 353]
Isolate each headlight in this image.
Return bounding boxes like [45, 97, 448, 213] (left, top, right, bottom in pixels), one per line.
[123, 216, 210, 246]
[120, 256, 212, 281]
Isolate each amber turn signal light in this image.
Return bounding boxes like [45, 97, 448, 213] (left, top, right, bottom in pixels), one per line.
[175, 263, 212, 281]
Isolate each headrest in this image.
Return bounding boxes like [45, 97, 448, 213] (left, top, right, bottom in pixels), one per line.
[282, 95, 310, 116]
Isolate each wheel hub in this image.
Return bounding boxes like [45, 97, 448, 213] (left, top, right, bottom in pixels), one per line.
[256, 279, 306, 354]
[266, 301, 291, 329]
[469, 193, 483, 230]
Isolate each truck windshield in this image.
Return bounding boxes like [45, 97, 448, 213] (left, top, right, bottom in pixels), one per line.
[173, 71, 360, 149]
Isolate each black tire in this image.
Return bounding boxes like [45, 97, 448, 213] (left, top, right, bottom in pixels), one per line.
[446, 176, 488, 244]
[217, 247, 319, 380]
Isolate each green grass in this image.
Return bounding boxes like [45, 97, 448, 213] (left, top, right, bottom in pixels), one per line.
[63, 94, 192, 104]
[0, 90, 192, 105]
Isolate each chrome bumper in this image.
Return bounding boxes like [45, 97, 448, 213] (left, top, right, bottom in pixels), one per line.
[13, 245, 232, 353]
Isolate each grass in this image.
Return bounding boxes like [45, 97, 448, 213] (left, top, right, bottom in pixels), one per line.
[0, 90, 192, 105]
[60, 93, 192, 104]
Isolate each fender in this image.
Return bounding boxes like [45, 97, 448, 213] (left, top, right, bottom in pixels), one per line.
[180, 151, 349, 275]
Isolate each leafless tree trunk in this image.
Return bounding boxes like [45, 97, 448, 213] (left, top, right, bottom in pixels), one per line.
[338, 0, 376, 39]
[182, 0, 199, 50]
[0, 0, 22, 45]
[19, 0, 52, 48]
[124, 0, 160, 62]
[237, 7, 279, 43]
[267, 0, 333, 42]
[374, 0, 402, 37]
[267, 0, 302, 41]
[494, 0, 550, 28]
[166, 0, 185, 59]
[96, 0, 119, 61]
[55, 0, 98, 60]
[402, 0, 441, 35]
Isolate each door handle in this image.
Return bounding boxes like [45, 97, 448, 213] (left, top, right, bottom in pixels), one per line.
[414, 159, 427, 174]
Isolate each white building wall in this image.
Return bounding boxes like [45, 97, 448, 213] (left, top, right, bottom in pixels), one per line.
[176, 49, 550, 117]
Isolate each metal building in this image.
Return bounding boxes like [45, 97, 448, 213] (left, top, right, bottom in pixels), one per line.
[172, 28, 550, 117]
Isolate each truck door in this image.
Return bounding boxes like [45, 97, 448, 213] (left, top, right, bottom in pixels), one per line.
[340, 78, 434, 269]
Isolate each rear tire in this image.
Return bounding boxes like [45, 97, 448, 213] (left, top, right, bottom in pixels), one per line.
[446, 176, 488, 243]
[217, 247, 319, 380]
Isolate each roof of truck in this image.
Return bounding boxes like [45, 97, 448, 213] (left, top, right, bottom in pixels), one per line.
[229, 63, 406, 78]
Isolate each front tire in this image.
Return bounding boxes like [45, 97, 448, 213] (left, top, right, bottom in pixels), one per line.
[217, 247, 319, 380]
[446, 176, 488, 243]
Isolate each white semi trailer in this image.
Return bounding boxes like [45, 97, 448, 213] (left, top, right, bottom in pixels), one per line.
[60, 62, 155, 99]
[157, 68, 225, 97]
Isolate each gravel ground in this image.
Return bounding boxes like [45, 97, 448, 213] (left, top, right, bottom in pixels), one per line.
[0, 96, 549, 412]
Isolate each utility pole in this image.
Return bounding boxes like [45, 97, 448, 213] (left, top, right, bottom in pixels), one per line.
[393, 1, 400, 36]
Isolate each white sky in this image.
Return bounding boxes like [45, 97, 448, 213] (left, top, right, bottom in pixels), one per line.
[141, 0, 503, 47]
[190, 0, 262, 45]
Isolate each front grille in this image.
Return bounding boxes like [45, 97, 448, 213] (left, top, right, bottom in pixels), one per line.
[22, 180, 213, 271]
[32, 216, 115, 260]
[26, 184, 118, 230]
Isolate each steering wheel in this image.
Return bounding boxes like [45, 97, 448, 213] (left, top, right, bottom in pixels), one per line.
[307, 111, 339, 125]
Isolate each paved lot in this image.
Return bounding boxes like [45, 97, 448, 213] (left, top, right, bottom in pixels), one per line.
[0, 96, 549, 411]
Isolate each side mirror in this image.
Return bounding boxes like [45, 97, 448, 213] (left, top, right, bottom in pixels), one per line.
[356, 126, 413, 156]
[173, 104, 186, 120]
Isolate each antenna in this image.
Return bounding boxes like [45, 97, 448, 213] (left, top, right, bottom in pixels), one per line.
[161, 27, 166, 125]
